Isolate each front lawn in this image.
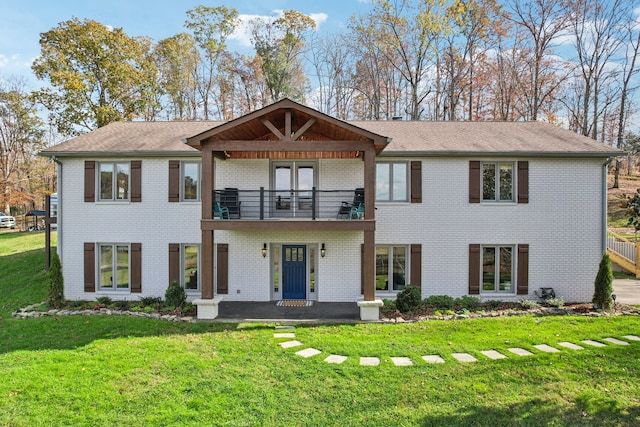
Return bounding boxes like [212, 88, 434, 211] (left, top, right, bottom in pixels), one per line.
[1, 232, 639, 426]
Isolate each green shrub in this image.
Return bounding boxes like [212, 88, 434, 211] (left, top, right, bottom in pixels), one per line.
[381, 299, 397, 315]
[455, 295, 480, 311]
[140, 296, 161, 307]
[483, 300, 502, 311]
[144, 306, 156, 314]
[518, 299, 540, 309]
[395, 284, 423, 313]
[425, 295, 455, 310]
[592, 252, 614, 310]
[546, 297, 564, 308]
[165, 280, 186, 308]
[96, 296, 112, 305]
[47, 252, 64, 309]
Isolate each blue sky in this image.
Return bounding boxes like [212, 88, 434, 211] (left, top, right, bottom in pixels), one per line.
[0, 0, 373, 84]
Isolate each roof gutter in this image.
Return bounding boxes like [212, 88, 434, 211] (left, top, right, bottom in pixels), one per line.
[377, 150, 624, 158]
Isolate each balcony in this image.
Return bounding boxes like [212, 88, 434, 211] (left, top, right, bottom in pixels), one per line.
[203, 188, 373, 232]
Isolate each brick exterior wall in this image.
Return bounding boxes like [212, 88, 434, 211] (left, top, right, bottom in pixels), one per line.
[58, 156, 605, 303]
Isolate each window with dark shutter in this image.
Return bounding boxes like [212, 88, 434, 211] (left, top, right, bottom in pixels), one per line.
[410, 161, 422, 203]
[410, 244, 421, 290]
[131, 161, 142, 203]
[168, 243, 180, 284]
[84, 242, 95, 292]
[469, 161, 480, 203]
[469, 244, 480, 294]
[217, 243, 228, 294]
[131, 243, 142, 293]
[168, 160, 180, 202]
[517, 244, 529, 295]
[518, 161, 529, 204]
[84, 161, 95, 202]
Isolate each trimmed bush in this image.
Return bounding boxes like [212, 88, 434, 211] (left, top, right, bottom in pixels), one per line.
[518, 299, 540, 309]
[395, 285, 423, 313]
[165, 280, 186, 308]
[592, 252, 614, 310]
[425, 295, 455, 310]
[546, 297, 564, 308]
[47, 252, 64, 309]
[455, 295, 481, 311]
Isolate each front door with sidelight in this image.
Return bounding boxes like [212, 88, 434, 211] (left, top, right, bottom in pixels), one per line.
[282, 245, 306, 299]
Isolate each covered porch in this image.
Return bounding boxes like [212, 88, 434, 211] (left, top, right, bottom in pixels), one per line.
[186, 99, 390, 320]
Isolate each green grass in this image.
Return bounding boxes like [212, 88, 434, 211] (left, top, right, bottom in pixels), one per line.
[1, 233, 640, 426]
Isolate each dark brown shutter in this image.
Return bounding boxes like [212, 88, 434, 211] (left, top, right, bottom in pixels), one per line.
[84, 161, 95, 202]
[517, 244, 529, 295]
[360, 243, 365, 295]
[84, 242, 95, 292]
[168, 160, 180, 202]
[410, 244, 421, 291]
[469, 161, 480, 203]
[217, 243, 228, 294]
[518, 161, 529, 204]
[410, 161, 422, 203]
[168, 243, 180, 284]
[131, 243, 142, 293]
[131, 161, 142, 203]
[469, 244, 480, 295]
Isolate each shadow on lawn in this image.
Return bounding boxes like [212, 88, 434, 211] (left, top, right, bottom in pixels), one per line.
[420, 397, 640, 426]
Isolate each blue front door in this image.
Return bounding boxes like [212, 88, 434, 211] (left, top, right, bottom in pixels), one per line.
[282, 245, 306, 299]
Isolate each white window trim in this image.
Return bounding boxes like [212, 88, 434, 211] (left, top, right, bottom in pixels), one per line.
[182, 243, 200, 293]
[480, 244, 516, 295]
[375, 244, 409, 296]
[181, 161, 201, 202]
[97, 161, 131, 202]
[480, 161, 516, 203]
[97, 243, 131, 291]
[376, 162, 409, 203]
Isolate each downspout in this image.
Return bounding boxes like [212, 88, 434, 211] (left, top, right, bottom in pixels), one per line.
[602, 157, 614, 253]
[53, 156, 62, 261]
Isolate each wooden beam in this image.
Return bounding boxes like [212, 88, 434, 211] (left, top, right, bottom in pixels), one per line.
[201, 219, 375, 232]
[293, 118, 316, 141]
[206, 140, 373, 152]
[285, 109, 292, 139]
[363, 229, 375, 300]
[261, 118, 285, 140]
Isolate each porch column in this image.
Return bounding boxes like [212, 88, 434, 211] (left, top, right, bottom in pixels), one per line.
[358, 146, 382, 320]
[195, 148, 222, 319]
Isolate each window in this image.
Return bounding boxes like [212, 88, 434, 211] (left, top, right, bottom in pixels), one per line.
[99, 244, 130, 290]
[376, 162, 408, 202]
[99, 162, 130, 201]
[482, 246, 514, 293]
[376, 246, 407, 292]
[182, 161, 200, 201]
[183, 244, 200, 291]
[482, 162, 514, 202]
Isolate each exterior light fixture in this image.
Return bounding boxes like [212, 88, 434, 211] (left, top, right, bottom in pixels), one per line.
[262, 243, 268, 258]
[320, 243, 326, 258]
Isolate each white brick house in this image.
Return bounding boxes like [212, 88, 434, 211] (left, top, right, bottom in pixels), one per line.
[41, 99, 620, 320]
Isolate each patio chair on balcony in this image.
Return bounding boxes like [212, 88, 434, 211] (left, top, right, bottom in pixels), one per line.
[337, 188, 364, 219]
[220, 187, 241, 218]
[214, 202, 230, 220]
[349, 203, 364, 220]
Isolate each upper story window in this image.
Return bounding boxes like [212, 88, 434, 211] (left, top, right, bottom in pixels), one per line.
[482, 162, 514, 202]
[376, 162, 408, 202]
[99, 162, 130, 201]
[182, 161, 201, 201]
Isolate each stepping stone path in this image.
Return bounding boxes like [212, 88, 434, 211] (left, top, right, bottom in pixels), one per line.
[508, 347, 533, 356]
[480, 350, 507, 360]
[558, 342, 584, 350]
[534, 344, 561, 353]
[273, 327, 638, 367]
[451, 353, 477, 363]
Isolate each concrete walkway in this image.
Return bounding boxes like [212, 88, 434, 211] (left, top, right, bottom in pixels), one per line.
[613, 279, 640, 305]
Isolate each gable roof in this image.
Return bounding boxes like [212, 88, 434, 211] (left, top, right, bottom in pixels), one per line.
[41, 108, 622, 159]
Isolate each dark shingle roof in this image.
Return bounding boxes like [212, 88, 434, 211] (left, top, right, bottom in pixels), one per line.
[41, 119, 622, 158]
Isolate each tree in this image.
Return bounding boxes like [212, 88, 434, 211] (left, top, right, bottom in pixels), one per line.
[184, 5, 239, 119]
[592, 252, 613, 311]
[48, 251, 64, 309]
[0, 77, 45, 214]
[250, 10, 316, 102]
[154, 33, 200, 120]
[32, 18, 158, 135]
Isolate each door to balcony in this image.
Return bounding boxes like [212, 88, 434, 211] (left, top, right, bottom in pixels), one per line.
[282, 245, 306, 299]
[272, 161, 316, 218]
